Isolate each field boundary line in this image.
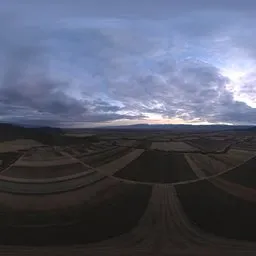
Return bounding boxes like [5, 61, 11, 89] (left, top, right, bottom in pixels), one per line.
[0, 168, 96, 184]
[65, 150, 256, 186]
[170, 186, 256, 251]
[184, 154, 207, 178]
[0, 153, 26, 174]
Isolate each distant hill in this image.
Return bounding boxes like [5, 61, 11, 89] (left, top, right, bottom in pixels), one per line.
[0, 123, 62, 142]
[247, 126, 256, 132]
[2, 122, 255, 145]
[0, 123, 95, 146]
[95, 124, 254, 132]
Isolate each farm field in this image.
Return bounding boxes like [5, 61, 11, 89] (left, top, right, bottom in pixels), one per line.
[0, 139, 43, 153]
[0, 182, 152, 245]
[184, 153, 228, 176]
[64, 133, 96, 138]
[150, 141, 197, 152]
[21, 147, 65, 160]
[98, 149, 145, 175]
[0, 127, 255, 255]
[14, 157, 79, 167]
[185, 138, 233, 152]
[114, 139, 138, 147]
[149, 137, 170, 142]
[2, 162, 89, 179]
[63, 143, 117, 157]
[114, 151, 197, 183]
[0, 152, 22, 172]
[232, 141, 256, 151]
[208, 149, 256, 167]
[220, 156, 256, 188]
[175, 179, 256, 242]
[79, 146, 135, 167]
[0, 171, 105, 194]
[134, 140, 152, 149]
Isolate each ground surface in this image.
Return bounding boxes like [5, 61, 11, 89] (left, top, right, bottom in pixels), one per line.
[0, 130, 255, 255]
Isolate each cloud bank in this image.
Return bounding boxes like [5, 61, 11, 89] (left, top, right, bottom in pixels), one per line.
[0, 0, 255, 127]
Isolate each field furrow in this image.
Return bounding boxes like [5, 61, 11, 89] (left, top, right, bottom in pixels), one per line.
[80, 147, 134, 167]
[0, 171, 105, 194]
[14, 157, 79, 167]
[184, 153, 228, 176]
[184, 154, 207, 178]
[114, 151, 197, 183]
[171, 184, 256, 252]
[0, 176, 118, 211]
[85, 185, 173, 251]
[209, 149, 256, 167]
[151, 142, 197, 152]
[185, 138, 233, 152]
[209, 177, 256, 202]
[77, 146, 118, 158]
[0, 183, 152, 246]
[220, 156, 256, 188]
[2, 162, 90, 179]
[0, 152, 23, 172]
[87, 185, 218, 252]
[176, 179, 256, 244]
[0, 129, 255, 255]
[98, 149, 145, 175]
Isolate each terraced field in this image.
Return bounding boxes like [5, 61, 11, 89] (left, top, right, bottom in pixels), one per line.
[0, 132, 255, 255]
[184, 153, 228, 176]
[150, 141, 197, 152]
[114, 151, 197, 183]
[135, 140, 152, 149]
[2, 162, 89, 179]
[80, 146, 135, 167]
[115, 140, 138, 147]
[220, 156, 256, 188]
[186, 138, 233, 152]
[0, 139, 43, 153]
[61, 142, 116, 157]
[176, 179, 256, 242]
[208, 149, 256, 167]
[232, 141, 256, 151]
[0, 182, 152, 245]
[22, 148, 65, 160]
[0, 152, 23, 172]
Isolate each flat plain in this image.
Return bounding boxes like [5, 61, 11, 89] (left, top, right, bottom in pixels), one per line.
[0, 127, 255, 256]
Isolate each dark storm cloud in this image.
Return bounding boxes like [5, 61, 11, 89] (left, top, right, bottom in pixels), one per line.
[3, 0, 256, 18]
[4, 112, 145, 128]
[0, 78, 86, 116]
[0, 0, 256, 126]
[91, 99, 123, 113]
[0, 45, 141, 124]
[0, 45, 86, 117]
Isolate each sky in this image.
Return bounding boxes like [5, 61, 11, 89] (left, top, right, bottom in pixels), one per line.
[0, 0, 256, 127]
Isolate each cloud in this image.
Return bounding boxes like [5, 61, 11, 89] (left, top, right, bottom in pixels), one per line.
[0, 0, 256, 126]
[106, 58, 256, 124]
[0, 31, 143, 124]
